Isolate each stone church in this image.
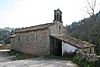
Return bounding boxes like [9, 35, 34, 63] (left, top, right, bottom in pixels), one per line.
[10, 9, 95, 56]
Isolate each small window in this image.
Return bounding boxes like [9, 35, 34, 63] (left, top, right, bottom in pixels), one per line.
[18, 36, 20, 41]
[26, 36, 28, 41]
[90, 48, 92, 53]
[35, 34, 38, 41]
[59, 26, 61, 29]
[84, 51, 86, 53]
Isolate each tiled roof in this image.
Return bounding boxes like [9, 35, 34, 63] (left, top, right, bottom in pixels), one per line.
[50, 35, 95, 49]
[15, 23, 54, 33]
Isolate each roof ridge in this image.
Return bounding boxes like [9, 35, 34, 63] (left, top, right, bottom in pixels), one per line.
[15, 22, 54, 33]
[20, 22, 54, 30]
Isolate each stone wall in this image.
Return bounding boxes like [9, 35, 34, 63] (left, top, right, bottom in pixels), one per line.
[50, 21, 67, 36]
[62, 41, 77, 56]
[80, 47, 94, 54]
[76, 49, 97, 62]
[11, 28, 50, 56]
[11, 37, 17, 50]
[11, 21, 67, 56]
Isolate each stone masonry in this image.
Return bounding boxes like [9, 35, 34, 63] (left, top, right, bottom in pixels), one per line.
[10, 9, 67, 56]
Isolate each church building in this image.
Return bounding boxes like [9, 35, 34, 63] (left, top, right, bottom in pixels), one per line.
[10, 9, 95, 56]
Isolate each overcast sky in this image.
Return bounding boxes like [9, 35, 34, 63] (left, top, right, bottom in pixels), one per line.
[0, 0, 100, 28]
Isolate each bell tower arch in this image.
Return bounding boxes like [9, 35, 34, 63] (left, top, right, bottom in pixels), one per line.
[53, 8, 62, 22]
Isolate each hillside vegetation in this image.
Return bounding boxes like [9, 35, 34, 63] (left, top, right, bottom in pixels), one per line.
[67, 11, 100, 55]
[0, 27, 14, 44]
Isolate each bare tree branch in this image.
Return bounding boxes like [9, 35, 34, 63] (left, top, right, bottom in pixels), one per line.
[86, 0, 96, 22]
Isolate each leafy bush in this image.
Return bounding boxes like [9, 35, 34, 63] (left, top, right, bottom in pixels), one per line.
[94, 58, 100, 67]
[73, 56, 93, 67]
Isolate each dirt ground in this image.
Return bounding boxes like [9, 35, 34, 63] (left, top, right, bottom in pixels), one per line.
[0, 59, 78, 67]
[0, 49, 12, 62]
[0, 50, 78, 67]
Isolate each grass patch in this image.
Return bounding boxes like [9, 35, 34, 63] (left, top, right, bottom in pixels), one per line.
[44, 55, 74, 61]
[8, 50, 37, 60]
[13, 52, 33, 60]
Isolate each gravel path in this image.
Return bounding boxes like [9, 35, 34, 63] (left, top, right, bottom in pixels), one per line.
[0, 49, 12, 62]
[0, 59, 78, 67]
[0, 50, 78, 67]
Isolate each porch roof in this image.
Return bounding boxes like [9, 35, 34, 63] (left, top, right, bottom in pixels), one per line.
[50, 35, 95, 49]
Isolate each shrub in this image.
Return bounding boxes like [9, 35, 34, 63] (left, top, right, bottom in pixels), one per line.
[73, 55, 93, 67]
[94, 58, 100, 67]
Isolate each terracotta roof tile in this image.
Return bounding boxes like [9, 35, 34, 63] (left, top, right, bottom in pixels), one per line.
[15, 23, 54, 33]
[50, 35, 95, 48]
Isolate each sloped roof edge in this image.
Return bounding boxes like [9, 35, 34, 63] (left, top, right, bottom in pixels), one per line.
[50, 35, 95, 49]
[15, 22, 54, 33]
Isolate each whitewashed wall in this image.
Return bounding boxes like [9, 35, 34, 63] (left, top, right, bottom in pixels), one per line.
[62, 41, 77, 56]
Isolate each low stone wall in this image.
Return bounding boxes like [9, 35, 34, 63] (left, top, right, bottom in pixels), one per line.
[76, 50, 98, 62]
